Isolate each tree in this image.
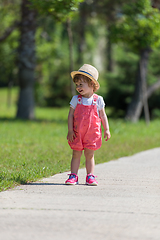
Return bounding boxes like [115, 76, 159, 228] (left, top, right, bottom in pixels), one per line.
[16, 0, 36, 119]
[16, 0, 83, 119]
[110, 0, 160, 122]
[76, 1, 90, 65]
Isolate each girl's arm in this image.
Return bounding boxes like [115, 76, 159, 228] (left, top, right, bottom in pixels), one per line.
[99, 108, 111, 141]
[67, 107, 76, 142]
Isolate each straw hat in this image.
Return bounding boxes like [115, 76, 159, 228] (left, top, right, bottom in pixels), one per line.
[71, 64, 100, 90]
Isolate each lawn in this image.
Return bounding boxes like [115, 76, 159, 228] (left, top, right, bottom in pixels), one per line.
[0, 87, 160, 191]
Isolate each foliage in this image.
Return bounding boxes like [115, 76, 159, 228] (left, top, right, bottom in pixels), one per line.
[110, 0, 160, 52]
[35, 14, 102, 107]
[105, 45, 139, 117]
[30, 0, 84, 20]
[35, 19, 72, 107]
[0, 0, 20, 86]
[29, 0, 84, 107]
[0, 34, 19, 86]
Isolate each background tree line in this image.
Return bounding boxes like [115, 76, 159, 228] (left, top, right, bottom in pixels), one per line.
[0, 0, 160, 122]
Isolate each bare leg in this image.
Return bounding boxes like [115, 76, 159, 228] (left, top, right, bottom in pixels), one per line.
[71, 150, 82, 174]
[84, 148, 95, 174]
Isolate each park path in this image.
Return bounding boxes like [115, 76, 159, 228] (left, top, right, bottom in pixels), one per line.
[0, 148, 160, 240]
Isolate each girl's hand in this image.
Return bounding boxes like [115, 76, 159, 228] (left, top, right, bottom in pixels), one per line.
[104, 130, 111, 141]
[67, 130, 76, 142]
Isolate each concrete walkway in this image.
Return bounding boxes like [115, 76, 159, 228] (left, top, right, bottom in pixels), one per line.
[0, 148, 160, 240]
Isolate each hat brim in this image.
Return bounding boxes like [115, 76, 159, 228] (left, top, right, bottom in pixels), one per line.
[71, 71, 100, 90]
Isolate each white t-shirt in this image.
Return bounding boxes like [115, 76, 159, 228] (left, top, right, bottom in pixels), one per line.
[70, 95, 105, 114]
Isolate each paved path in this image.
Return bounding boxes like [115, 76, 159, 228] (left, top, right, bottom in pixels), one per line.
[0, 148, 160, 240]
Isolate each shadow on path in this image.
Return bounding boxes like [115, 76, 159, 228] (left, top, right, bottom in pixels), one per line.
[27, 183, 65, 186]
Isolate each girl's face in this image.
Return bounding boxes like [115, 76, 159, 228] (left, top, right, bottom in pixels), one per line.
[75, 78, 94, 98]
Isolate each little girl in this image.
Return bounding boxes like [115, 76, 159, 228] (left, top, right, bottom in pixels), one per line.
[65, 64, 111, 186]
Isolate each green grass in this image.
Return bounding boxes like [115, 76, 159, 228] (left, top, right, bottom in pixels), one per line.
[0, 87, 160, 191]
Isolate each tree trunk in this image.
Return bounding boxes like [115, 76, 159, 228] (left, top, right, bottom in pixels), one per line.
[16, 0, 36, 119]
[77, 2, 87, 65]
[107, 25, 113, 72]
[125, 48, 151, 122]
[66, 18, 76, 96]
[147, 79, 160, 98]
[140, 50, 150, 124]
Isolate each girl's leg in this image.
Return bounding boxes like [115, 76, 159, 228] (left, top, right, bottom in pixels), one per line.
[84, 148, 95, 174]
[71, 150, 82, 174]
[84, 148, 98, 186]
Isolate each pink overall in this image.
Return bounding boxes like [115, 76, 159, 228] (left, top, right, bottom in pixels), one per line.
[68, 94, 102, 151]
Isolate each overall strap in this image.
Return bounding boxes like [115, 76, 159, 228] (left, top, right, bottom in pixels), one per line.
[77, 94, 98, 105]
[93, 94, 98, 105]
[77, 94, 82, 104]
